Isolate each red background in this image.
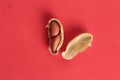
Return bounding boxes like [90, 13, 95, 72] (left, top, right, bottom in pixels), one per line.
[0, 0, 120, 80]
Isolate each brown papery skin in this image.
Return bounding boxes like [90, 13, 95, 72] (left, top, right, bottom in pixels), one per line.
[51, 35, 60, 53]
[50, 21, 60, 37]
[49, 21, 60, 53]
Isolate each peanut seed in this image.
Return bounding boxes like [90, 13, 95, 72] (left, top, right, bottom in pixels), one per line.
[50, 21, 60, 37]
[51, 35, 60, 53]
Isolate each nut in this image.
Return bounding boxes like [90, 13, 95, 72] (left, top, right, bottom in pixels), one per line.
[46, 18, 64, 55]
[50, 21, 60, 37]
[62, 33, 93, 60]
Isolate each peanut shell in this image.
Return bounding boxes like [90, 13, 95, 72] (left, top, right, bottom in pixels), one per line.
[62, 33, 93, 60]
[46, 18, 64, 55]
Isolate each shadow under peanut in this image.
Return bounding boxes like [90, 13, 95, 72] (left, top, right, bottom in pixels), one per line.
[60, 23, 87, 53]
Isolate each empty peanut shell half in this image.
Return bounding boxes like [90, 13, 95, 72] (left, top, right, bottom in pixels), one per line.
[62, 33, 93, 60]
[46, 18, 64, 55]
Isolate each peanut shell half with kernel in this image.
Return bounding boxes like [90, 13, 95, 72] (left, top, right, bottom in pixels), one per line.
[46, 18, 64, 55]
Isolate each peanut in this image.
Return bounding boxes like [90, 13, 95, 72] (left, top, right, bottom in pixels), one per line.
[51, 35, 60, 53]
[47, 18, 64, 55]
[50, 21, 60, 37]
